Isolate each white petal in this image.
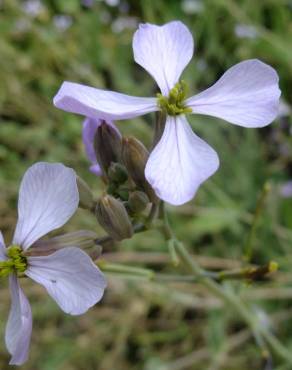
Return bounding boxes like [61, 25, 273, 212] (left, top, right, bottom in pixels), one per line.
[187, 59, 280, 127]
[54, 82, 157, 120]
[26, 247, 106, 315]
[13, 162, 79, 250]
[6, 274, 32, 366]
[0, 231, 6, 261]
[145, 115, 219, 205]
[133, 21, 194, 95]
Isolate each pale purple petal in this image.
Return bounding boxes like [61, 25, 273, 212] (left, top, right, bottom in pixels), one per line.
[26, 247, 106, 315]
[5, 274, 32, 366]
[54, 82, 157, 120]
[186, 59, 280, 127]
[82, 117, 121, 176]
[133, 21, 194, 95]
[280, 181, 292, 198]
[0, 231, 6, 261]
[145, 115, 219, 205]
[82, 118, 102, 164]
[13, 162, 79, 250]
[89, 164, 102, 176]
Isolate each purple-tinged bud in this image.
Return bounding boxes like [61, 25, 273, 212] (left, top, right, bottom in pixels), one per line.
[121, 137, 157, 202]
[94, 122, 122, 175]
[77, 176, 95, 210]
[95, 195, 133, 241]
[26, 230, 98, 256]
[128, 191, 149, 214]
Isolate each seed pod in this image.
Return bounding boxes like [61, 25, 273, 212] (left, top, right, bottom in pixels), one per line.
[121, 137, 157, 202]
[94, 122, 122, 175]
[95, 195, 133, 241]
[77, 176, 95, 210]
[128, 191, 149, 214]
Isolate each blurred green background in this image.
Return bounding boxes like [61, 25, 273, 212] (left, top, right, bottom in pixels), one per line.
[0, 0, 292, 369]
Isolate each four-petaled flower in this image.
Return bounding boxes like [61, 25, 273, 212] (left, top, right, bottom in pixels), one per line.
[54, 21, 280, 205]
[0, 162, 106, 365]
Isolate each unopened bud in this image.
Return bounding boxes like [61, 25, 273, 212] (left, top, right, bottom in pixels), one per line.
[94, 122, 122, 175]
[128, 191, 149, 214]
[107, 182, 118, 196]
[96, 195, 133, 241]
[122, 137, 157, 202]
[108, 162, 128, 184]
[28, 230, 98, 256]
[117, 188, 129, 201]
[77, 176, 95, 210]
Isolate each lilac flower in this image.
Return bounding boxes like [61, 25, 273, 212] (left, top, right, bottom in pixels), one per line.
[0, 162, 106, 365]
[54, 21, 280, 205]
[53, 15, 73, 31]
[22, 0, 45, 17]
[280, 181, 292, 198]
[234, 24, 258, 39]
[82, 117, 120, 176]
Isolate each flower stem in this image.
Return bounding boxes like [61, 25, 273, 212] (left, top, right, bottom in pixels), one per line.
[98, 261, 154, 279]
[243, 182, 271, 262]
[159, 202, 292, 365]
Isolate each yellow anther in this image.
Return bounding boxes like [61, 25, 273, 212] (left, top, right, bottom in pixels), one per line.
[157, 80, 192, 116]
[268, 261, 278, 273]
[0, 245, 27, 277]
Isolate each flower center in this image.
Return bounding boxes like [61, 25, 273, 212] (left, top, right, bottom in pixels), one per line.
[157, 80, 192, 116]
[0, 245, 27, 277]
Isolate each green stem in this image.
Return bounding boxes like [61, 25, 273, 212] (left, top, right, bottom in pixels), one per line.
[145, 201, 158, 227]
[244, 182, 271, 262]
[218, 261, 278, 281]
[94, 223, 146, 246]
[158, 202, 173, 239]
[152, 111, 166, 148]
[98, 262, 154, 279]
[160, 202, 292, 365]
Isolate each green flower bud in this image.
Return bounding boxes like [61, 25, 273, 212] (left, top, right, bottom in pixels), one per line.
[77, 176, 95, 210]
[94, 122, 122, 175]
[117, 188, 129, 201]
[107, 182, 118, 196]
[128, 191, 149, 214]
[121, 137, 157, 202]
[95, 195, 133, 241]
[108, 162, 128, 184]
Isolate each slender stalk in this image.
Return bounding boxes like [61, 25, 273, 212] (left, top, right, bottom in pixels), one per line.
[244, 182, 271, 262]
[144, 201, 159, 228]
[98, 262, 154, 279]
[218, 261, 278, 281]
[152, 111, 166, 148]
[94, 223, 146, 247]
[160, 202, 292, 365]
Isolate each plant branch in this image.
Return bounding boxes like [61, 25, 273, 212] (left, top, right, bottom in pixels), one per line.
[159, 202, 292, 365]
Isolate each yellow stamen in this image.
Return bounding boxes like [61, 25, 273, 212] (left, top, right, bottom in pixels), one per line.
[0, 245, 27, 277]
[157, 80, 192, 116]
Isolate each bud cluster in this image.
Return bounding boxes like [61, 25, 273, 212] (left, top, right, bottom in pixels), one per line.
[91, 122, 157, 241]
